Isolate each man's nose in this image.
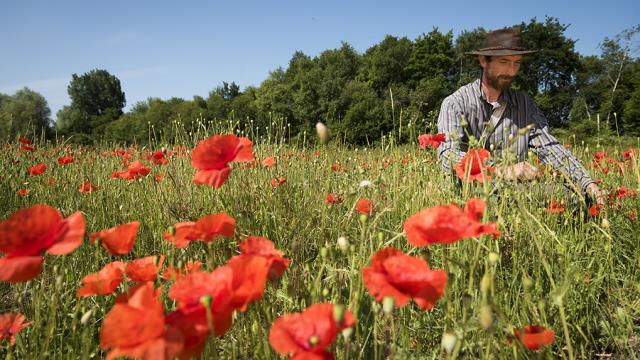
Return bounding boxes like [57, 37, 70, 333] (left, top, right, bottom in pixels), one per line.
[507, 64, 519, 76]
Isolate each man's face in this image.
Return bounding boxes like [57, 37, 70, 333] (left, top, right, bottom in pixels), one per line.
[480, 55, 523, 91]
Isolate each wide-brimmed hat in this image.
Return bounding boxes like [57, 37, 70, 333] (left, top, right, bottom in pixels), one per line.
[466, 27, 537, 56]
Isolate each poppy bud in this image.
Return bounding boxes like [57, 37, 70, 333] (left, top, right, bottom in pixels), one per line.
[479, 305, 493, 330]
[488, 252, 500, 265]
[199, 294, 212, 308]
[342, 327, 354, 340]
[359, 214, 368, 225]
[441, 332, 457, 355]
[523, 276, 533, 289]
[315, 122, 329, 144]
[371, 301, 381, 314]
[322, 288, 329, 297]
[601, 218, 610, 228]
[333, 304, 345, 324]
[480, 273, 491, 293]
[382, 296, 395, 315]
[80, 309, 93, 325]
[337, 236, 349, 252]
[309, 335, 319, 346]
[377, 232, 384, 243]
[320, 247, 328, 258]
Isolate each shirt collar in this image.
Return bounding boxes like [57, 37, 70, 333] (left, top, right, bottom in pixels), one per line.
[475, 78, 511, 107]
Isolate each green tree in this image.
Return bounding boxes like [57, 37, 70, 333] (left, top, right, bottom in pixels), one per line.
[0, 88, 52, 140]
[331, 80, 387, 145]
[406, 28, 456, 88]
[515, 17, 581, 125]
[57, 69, 125, 138]
[453, 28, 486, 86]
[358, 35, 413, 94]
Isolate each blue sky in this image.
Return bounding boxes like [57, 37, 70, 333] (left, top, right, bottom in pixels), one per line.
[1, 0, 639, 119]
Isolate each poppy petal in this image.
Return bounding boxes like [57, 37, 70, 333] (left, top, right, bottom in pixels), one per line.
[0, 256, 43, 282]
[192, 167, 231, 188]
[47, 211, 86, 255]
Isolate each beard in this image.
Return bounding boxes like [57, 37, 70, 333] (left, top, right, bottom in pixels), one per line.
[485, 72, 514, 92]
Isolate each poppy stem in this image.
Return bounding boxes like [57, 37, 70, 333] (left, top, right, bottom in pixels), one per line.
[557, 298, 575, 360]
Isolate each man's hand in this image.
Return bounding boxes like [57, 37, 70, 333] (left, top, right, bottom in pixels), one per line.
[586, 183, 606, 206]
[494, 162, 542, 181]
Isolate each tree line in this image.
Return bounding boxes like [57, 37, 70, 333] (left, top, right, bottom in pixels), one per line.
[2, 17, 639, 145]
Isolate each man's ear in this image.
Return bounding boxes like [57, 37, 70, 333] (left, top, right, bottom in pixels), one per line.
[478, 55, 487, 69]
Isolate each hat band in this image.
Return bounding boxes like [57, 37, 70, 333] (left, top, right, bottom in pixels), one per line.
[477, 45, 526, 51]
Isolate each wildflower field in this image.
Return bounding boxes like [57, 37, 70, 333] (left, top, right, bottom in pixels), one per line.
[1, 123, 639, 359]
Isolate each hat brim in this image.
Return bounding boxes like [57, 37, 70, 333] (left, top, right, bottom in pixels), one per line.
[466, 49, 538, 56]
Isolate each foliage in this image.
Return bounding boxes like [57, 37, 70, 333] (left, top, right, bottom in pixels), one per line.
[0, 88, 51, 140]
[56, 69, 125, 140]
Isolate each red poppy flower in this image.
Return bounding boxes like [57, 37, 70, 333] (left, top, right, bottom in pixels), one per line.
[610, 186, 637, 200]
[163, 222, 196, 249]
[227, 255, 270, 312]
[623, 148, 638, 161]
[154, 173, 164, 182]
[0, 204, 85, 282]
[355, 198, 375, 214]
[47, 177, 57, 185]
[0, 312, 31, 345]
[455, 148, 493, 183]
[164, 213, 236, 249]
[330, 163, 345, 172]
[588, 204, 604, 217]
[593, 151, 607, 163]
[76, 261, 126, 297]
[271, 177, 286, 187]
[230, 236, 290, 281]
[545, 200, 565, 213]
[403, 198, 499, 247]
[165, 309, 212, 359]
[362, 248, 447, 310]
[28, 163, 47, 176]
[128, 160, 152, 177]
[90, 222, 140, 255]
[20, 145, 35, 152]
[269, 303, 356, 360]
[168, 267, 235, 337]
[262, 156, 276, 167]
[418, 133, 446, 150]
[161, 261, 202, 281]
[152, 151, 169, 165]
[17, 137, 31, 145]
[513, 325, 554, 350]
[16, 189, 29, 196]
[57, 156, 75, 165]
[78, 181, 98, 193]
[191, 134, 254, 188]
[100, 282, 184, 360]
[126, 255, 165, 282]
[324, 193, 343, 205]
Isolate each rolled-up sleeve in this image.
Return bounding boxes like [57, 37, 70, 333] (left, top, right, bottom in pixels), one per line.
[437, 96, 467, 175]
[528, 102, 594, 194]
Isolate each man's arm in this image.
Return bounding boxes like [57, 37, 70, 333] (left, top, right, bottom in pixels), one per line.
[527, 100, 598, 196]
[437, 97, 467, 175]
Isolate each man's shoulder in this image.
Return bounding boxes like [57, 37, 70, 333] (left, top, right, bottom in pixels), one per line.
[444, 80, 480, 106]
[504, 87, 535, 105]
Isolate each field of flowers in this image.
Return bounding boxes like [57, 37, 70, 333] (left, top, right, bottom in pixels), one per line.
[1, 124, 639, 359]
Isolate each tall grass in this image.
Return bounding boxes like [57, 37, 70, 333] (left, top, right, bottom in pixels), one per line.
[1, 120, 639, 359]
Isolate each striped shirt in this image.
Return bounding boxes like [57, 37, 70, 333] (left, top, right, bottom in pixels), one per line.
[437, 78, 594, 194]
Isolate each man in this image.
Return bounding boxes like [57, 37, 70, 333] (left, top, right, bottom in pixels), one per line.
[437, 27, 604, 205]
